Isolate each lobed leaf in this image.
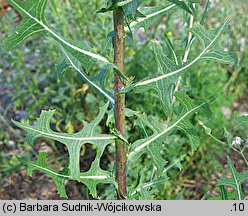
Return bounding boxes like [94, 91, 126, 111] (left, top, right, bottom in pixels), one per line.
[217, 157, 248, 200]
[129, 155, 185, 199]
[168, 0, 198, 17]
[5, 0, 115, 103]
[128, 92, 215, 163]
[208, 185, 236, 200]
[117, 0, 144, 18]
[101, 3, 177, 55]
[121, 19, 238, 114]
[134, 113, 166, 176]
[128, 3, 176, 32]
[13, 103, 116, 196]
[57, 47, 115, 106]
[163, 155, 186, 174]
[24, 152, 69, 198]
[235, 116, 248, 128]
[24, 151, 116, 198]
[130, 177, 169, 199]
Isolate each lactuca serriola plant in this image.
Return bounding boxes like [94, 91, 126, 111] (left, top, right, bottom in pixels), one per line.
[2, 0, 238, 199]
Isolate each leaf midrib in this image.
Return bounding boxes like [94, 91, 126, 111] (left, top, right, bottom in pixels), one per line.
[30, 163, 109, 180]
[11, 0, 110, 63]
[134, 19, 229, 87]
[13, 121, 116, 141]
[129, 4, 176, 29]
[61, 48, 115, 104]
[229, 161, 242, 200]
[131, 178, 168, 196]
[128, 98, 213, 158]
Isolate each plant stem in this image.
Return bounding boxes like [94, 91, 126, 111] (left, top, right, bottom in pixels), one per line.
[113, 6, 126, 199]
[238, 146, 248, 167]
[198, 120, 248, 167]
[182, 4, 195, 63]
[208, 133, 248, 167]
[240, 151, 248, 167]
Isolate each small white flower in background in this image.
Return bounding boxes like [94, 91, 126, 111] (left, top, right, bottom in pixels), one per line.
[232, 136, 243, 146]
[24, 48, 30, 53]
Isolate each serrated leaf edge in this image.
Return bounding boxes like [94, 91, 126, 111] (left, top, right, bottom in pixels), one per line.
[10, 0, 110, 64]
[126, 18, 231, 89]
[128, 96, 215, 159]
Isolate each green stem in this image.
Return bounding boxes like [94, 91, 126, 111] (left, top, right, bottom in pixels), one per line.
[113, 6, 127, 199]
[208, 134, 248, 167]
[240, 151, 248, 166]
[238, 146, 248, 167]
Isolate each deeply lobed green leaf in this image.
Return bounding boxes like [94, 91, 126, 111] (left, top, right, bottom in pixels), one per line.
[14, 103, 116, 197]
[5, 0, 115, 104]
[128, 3, 176, 32]
[235, 116, 248, 128]
[217, 157, 248, 200]
[134, 113, 167, 176]
[121, 19, 238, 114]
[128, 92, 215, 169]
[24, 152, 69, 198]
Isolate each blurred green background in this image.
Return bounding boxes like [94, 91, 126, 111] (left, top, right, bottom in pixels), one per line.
[0, 0, 247, 199]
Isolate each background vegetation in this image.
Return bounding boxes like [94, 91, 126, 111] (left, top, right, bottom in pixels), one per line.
[0, 0, 247, 199]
